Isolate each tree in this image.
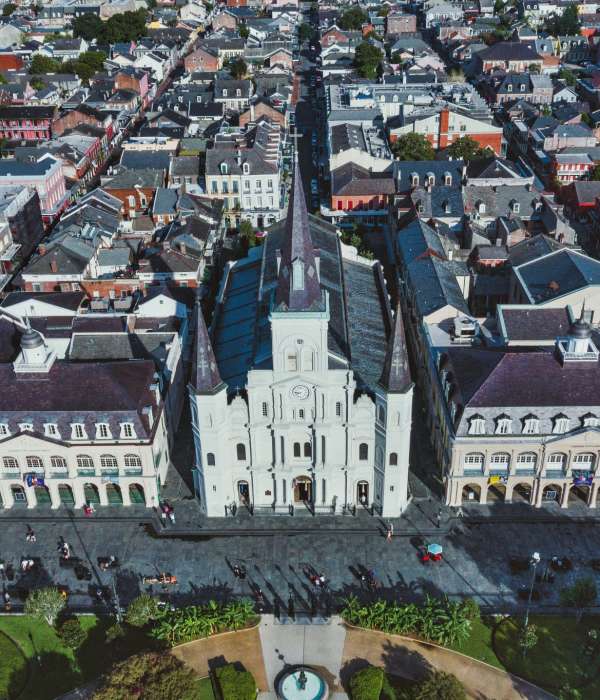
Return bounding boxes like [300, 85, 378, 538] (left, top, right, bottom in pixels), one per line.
[29, 54, 61, 74]
[558, 67, 577, 87]
[414, 671, 467, 700]
[528, 63, 540, 74]
[390, 51, 402, 64]
[215, 664, 256, 700]
[58, 618, 87, 650]
[447, 136, 490, 162]
[24, 587, 66, 627]
[459, 598, 480, 622]
[349, 666, 384, 700]
[448, 68, 466, 83]
[589, 164, 600, 181]
[93, 652, 196, 700]
[559, 684, 582, 700]
[239, 24, 249, 39]
[391, 133, 435, 161]
[2, 3, 16, 16]
[105, 622, 125, 644]
[339, 7, 368, 30]
[560, 577, 597, 621]
[298, 23, 313, 43]
[71, 13, 104, 42]
[125, 593, 161, 628]
[518, 623, 538, 657]
[240, 219, 257, 247]
[353, 41, 383, 79]
[72, 8, 147, 44]
[544, 5, 580, 36]
[227, 57, 247, 79]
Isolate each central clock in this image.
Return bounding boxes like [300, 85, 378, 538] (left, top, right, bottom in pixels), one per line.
[291, 384, 309, 400]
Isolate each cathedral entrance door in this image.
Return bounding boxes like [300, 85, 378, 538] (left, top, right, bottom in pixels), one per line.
[237, 481, 250, 504]
[294, 476, 312, 503]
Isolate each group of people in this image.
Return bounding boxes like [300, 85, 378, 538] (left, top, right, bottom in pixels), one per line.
[59, 540, 71, 560]
[309, 573, 328, 588]
[83, 503, 95, 516]
[159, 501, 176, 525]
[232, 564, 247, 580]
[20, 558, 35, 572]
[99, 555, 118, 571]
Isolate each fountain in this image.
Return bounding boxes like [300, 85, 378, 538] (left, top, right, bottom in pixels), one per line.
[276, 666, 329, 700]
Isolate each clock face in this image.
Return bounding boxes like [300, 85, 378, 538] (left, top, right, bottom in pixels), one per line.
[291, 384, 309, 400]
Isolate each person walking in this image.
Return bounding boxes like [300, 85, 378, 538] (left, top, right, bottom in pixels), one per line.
[436, 509, 442, 528]
[456, 506, 464, 518]
[26, 526, 36, 543]
[168, 510, 176, 525]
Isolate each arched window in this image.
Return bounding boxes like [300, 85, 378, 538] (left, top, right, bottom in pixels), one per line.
[389, 453, 398, 466]
[522, 415, 539, 434]
[304, 441, 311, 458]
[293, 442, 301, 457]
[463, 453, 484, 468]
[50, 456, 67, 470]
[206, 453, 215, 466]
[242, 162, 249, 174]
[516, 452, 537, 468]
[26, 456, 43, 470]
[477, 201, 486, 215]
[100, 454, 118, 469]
[220, 162, 228, 175]
[76, 455, 94, 469]
[286, 351, 297, 371]
[547, 452, 567, 469]
[490, 452, 510, 469]
[359, 443, 368, 461]
[444, 172, 452, 186]
[236, 443, 246, 461]
[302, 350, 314, 371]
[468, 415, 486, 435]
[553, 414, 570, 434]
[2, 456, 18, 470]
[495, 415, 512, 435]
[124, 454, 142, 468]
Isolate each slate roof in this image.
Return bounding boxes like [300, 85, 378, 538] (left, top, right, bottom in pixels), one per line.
[69, 332, 175, 365]
[1, 291, 84, 313]
[379, 306, 412, 393]
[411, 185, 464, 219]
[515, 249, 600, 304]
[152, 187, 179, 216]
[191, 297, 224, 394]
[466, 157, 525, 180]
[330, 123, 366, 154]
[477, 41, 542, 62]
[120, 150, 172, 171]
[331, 162, 395, 196]
[395, 160, 464, 190]
[499, 306, 572, 342]
[463, 184, 541, 219]
[508, 234, 565, 268]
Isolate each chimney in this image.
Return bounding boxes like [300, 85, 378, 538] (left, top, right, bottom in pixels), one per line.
[142, 405, 154, 427]
[179, 241, 187, 255]
[276, 248, 282, 275]
[50, 259, 58, 273]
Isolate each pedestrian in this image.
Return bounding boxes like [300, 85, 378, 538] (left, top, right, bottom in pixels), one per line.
[26, 526, 35, 543]
[456, 506, 464, 518]
[168, 510, 175, 525]
[436, 509, 442, 528]
[3, 591, 10, 611]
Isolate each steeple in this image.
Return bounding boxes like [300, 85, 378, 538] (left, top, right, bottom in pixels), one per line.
[275, 160, 322, 311]
[191, 299, 224, 394]
[379, 305, 412, 393]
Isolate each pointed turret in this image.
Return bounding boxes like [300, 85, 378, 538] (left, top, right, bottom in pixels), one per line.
[380, 305, 412, 393]
[275, 160, 322, 311]
[191, 298, 224, 394]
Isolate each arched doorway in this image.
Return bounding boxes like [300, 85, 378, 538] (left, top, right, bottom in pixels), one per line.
[512, 483, 532, 504]
[487, 482, 507, 502]
[357, 481, 369, 506]
[34, 485, 51, 506]
[11, 485, 27, 506]
[84, 483, 100, 505]
[462, 483, 481, 503]
[542, 484, 562, 503]
[128, 483, 145, 505]
[294, 476, 312, 503]
[237, 480, 250, 504]
[569, 484, 590, 505]
[106, 483, 123, 505]
[58, 484, 74, 505]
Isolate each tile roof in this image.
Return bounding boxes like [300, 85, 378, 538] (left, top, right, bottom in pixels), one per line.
[499, 306, 571, 342]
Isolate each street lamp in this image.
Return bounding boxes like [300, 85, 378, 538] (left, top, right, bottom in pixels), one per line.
[524, 551, 541, 629]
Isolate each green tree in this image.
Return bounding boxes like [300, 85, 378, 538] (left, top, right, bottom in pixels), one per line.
[354, 41, 383, 79]
[239, 24, 249, 39]
[215, 664, 257, 700]
[391, 133, 435, 161]
[447, 136, 490, 162]
[459, 598, 480, 622]
[29, 54, 61, 74]
[298, 22, 313, 43]
[71, 13, 104, 42]
[227, 57, 247, 79]
[560, 577, 598, 621]
[518, 623, 538, 657]
[240, 219, 257, 247]
[414, 671, 467, 700]
[544, 5, 580, 35]
[339, 7, 368, 30]
[105, 622, 125, 644]
[349, 666, 384, 700]
[390, 51, 402, 64]
[2, 3, 16, 16]
[589, 164, 600, 181]
[125, 593, 161, 628]
[24, 587, 66, 627]
[0, 73, 6, 85]
[558, 67, 577, 86]
[58, 618, 87, 650]
[559, 684, 582, 700]
[93, 652, 196, 700]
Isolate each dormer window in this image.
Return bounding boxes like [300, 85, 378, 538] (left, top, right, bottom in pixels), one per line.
[120, 422, 136, 439]
[96, 423, 111, 440]
[477, 201, 486, 215]
[582, 414, 599, 428]
[511, 201, 520, 214]
[553, 414, 570, 434]
[508, 84, 513, 92]
[444, 172, 452, 186]
[19, 423, 33, 432]
[236, 88, 241, 96]
[0, 424, 9, 437]
[44, 423, 59, 438]
[522, 415, 540, 434]
[220, 162, 229, 176]
[71, 423, 87, 440]
[495, 415, 512, 435]
[426, 172, 435, 186]
[520, 83, 526, 92]
[468, 415, 486, 435]
[416, 200, 424, 214]
[443, 201, 451, 214]
[243, 162, 250, 174]
[223, 89, 228, 97]
[411, 173, 419, 186]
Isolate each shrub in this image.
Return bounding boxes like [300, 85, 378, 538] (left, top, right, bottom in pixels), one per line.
[414, 671, 466, 700]
[349, 666, 384, 700]
[215, 664, 256, 700]
[105, 622, 125, 644]
[459, 598, 480, 621]
[126, 593, 161, 628]
[24, 587, 66, 627]
[58, 618, 87, 649]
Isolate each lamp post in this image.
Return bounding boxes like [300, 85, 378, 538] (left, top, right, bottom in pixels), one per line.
[524, 551, 541, 629]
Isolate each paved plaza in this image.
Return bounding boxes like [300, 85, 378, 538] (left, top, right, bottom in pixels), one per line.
[0, 496, 600, 616]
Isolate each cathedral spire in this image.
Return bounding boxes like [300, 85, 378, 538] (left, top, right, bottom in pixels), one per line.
[191, 298, 224, 394]
[379, 305, 412, 393]
[275, 160, 322, 311]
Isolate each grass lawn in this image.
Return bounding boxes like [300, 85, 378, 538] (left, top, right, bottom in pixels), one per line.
[448, 616, 504, 670]
[493, 614, 600, 699]
[194, 676, 216, 700]
[0, 629, 28, 699]
[0, 615, 152, 700]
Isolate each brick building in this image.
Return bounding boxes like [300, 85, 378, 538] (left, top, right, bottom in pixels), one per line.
[0, 105, 56, 141]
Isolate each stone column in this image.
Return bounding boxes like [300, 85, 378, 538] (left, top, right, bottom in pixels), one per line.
[560, 482, 570, 508]
[121, 484, 132, 507]
[588, 481, 599, 509]
[47, 482, 61, 509]
[0, 483, 14, 509]
[98, 483, 109, 507]
[25, 485, 37, 509]
[72, 481, 86, 508]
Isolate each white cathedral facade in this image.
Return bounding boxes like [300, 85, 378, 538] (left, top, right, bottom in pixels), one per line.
[189, 165, 414, 517]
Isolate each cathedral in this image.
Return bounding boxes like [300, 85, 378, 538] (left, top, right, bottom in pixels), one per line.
[189, 164, 414, 517]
